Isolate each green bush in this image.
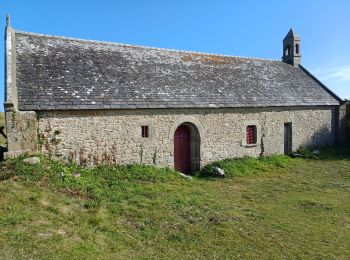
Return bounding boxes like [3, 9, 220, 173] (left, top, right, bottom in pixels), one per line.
[295, 146, 317, 159]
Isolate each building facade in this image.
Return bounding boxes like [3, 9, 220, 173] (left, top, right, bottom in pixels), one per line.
[4, 18, 346, 173]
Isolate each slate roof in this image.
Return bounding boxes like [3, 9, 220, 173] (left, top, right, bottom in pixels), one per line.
[14, 30, 341, 111]
[284, 28, 300, 40]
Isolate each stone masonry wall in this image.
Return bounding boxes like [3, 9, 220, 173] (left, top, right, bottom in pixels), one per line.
[37, 106, 337, 168]
[4, 108, 37, 158]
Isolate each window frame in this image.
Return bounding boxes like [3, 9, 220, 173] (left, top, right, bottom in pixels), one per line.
[242, 120, 260, 147]
[141, 125, 149, 138]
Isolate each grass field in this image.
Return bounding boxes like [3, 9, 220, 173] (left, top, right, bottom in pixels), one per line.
[0, 112, 5, 146]
[0, 148, 350, 259]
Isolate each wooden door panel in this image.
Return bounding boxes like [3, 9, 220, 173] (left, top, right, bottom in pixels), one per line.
[284, 123, 292, 154]
[174, 125, 191, 174]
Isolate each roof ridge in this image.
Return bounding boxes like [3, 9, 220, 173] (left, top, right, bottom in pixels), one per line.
[14, 29, 280, 62]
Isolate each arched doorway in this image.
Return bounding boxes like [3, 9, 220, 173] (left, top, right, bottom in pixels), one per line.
[174, 123, 200, 174]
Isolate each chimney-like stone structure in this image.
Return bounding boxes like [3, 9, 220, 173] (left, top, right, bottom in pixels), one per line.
[282, 28, 301, 66]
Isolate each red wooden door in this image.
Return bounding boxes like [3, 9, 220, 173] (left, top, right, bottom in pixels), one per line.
[174, 125, 191, 174]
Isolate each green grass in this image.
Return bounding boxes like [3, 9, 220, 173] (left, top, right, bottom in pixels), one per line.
[201, 154, 292, 177]
[0, 112, 5, 146]
[0, 147, 350, 259]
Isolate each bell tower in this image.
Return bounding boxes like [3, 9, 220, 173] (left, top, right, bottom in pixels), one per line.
[282, 28, 301, 66]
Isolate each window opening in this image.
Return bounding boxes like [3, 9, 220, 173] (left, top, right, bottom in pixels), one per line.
[246, 125, 257, 144]
[141, 126, 149, 138]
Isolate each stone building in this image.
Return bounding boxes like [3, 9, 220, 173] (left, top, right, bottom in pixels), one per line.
[4, 17, 346, 173]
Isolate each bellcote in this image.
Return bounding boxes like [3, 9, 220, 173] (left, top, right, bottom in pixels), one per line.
[282, 28, 301, 66]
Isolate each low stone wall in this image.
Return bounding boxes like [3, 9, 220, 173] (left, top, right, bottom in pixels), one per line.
[36, 106, 337, 168]
[4, 108, 37, 159]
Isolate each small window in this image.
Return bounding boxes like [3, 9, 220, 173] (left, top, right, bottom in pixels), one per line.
[141, 126, 149, 138]
[246, 125, 257, 145]
[295, 44, 299, 54]
[285, 45, 291, 56]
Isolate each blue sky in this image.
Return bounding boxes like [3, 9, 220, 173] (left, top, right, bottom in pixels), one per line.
[1, 0, 349, 111]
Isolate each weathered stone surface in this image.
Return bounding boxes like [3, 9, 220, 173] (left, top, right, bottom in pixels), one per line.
[3, 108, 37, 159]
[214, 167, 225, 177]
[178, 172, 193, 180]
[23, 156, 40, 164]
[36, 106, 338, 168]
[73, 173, 81, 178]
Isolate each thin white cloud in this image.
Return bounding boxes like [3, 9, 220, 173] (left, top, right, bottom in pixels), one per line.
[312, 64, 350, 83]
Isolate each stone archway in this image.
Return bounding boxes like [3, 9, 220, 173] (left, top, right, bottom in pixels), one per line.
[173, 122, 200, 174]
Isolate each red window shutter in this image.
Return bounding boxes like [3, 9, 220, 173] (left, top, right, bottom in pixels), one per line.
[246, 125, 256, 144]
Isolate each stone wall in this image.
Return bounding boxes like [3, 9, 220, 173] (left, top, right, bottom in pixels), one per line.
[4, 105, 37, 158]
[36, 106, 337, 168]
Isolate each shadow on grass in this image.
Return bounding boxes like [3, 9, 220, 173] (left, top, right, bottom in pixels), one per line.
[296, 145, 350, 161]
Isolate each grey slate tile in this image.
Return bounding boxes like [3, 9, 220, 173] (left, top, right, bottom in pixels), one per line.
[14, 30, 340, 111]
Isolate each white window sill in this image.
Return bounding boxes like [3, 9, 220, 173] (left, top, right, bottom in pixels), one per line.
[244, 144, 258, 148]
